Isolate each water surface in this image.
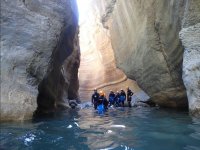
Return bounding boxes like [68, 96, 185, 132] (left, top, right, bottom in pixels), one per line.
[1, 107, 200, 150]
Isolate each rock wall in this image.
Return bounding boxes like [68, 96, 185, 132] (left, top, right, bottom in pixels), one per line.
[78, 0, 141, 101]
[180, 0, 200, 114]
[96, 0, 190, 108]
[0, 0, 80, 121]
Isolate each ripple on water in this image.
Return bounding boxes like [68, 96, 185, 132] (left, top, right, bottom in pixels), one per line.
[0, 107, 200, 150]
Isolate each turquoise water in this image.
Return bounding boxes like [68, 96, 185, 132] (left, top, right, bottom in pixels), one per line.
[1, 107, 200, 150]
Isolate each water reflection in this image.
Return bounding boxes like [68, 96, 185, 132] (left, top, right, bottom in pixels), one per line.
[1, 107, 200, 150]
[31, 109, 90, 150]
[77, 108, 141, 149]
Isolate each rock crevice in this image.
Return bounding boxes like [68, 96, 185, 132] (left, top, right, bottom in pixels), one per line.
[0, 0, 80, 121]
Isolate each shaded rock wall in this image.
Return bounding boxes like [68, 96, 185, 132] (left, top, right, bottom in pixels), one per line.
[180, 0, 200, 114]
[96, 0, 189, 108]
[0, 0, 80, 121]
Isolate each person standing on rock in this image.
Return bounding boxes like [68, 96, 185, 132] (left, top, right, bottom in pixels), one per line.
[127, 87, 133, 107]
[91, 88, 99, 110]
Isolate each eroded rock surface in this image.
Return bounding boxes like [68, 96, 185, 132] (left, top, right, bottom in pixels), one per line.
[0, 0, 80, 121]
[95, 0, 189, 108]
[79, 0, 200, 111]
[180, 24, 200, 114]
[78, 0, 142, 101]
[1, 0, 200, 120]
[180, 0, 200, 114]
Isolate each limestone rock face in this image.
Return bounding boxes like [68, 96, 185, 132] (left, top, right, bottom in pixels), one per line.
[180, 0, 200, 114]
[96, 0, 189, 108]
[78, 0, 141, 101]
[0, 0, 80, 121]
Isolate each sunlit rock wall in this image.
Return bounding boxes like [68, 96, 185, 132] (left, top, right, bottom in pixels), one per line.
[180, 0, 200, 115]
[95, 0, 189, 108]
[0, 0, 80, 121]
[78, 1, 141, 101]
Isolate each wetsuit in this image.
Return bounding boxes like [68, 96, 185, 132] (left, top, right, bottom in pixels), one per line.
[114, 93, 120, 107]
[98, 95, 108, 110]
[103, 97, 109, 110]
[109, 92, 115, 106]
[127, 89, 133, 107]
[120, 90, 126, 107]
[91, 92, 99, 109]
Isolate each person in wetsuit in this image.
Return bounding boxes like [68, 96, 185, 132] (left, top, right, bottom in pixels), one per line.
[127, 87, 133, 107]
[103, 92, 109, 110]
[108, 90, 115, 107]
[114, 91, 120, 107]
[120, 89, 126, 107]
[91, 89, 99, 110]
[98, 91, 108, 111]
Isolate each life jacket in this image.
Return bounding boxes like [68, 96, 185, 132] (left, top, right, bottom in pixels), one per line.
[120, 95, 126, 102]
[119, 91, 126, 102]
[97, 104, 105, 114]
[109, 93, 115, 103]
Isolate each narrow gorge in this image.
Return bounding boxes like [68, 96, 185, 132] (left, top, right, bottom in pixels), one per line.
[1, 0, 200, 121]
[78, 0, 200, 112]
[78, 0, 141, 101]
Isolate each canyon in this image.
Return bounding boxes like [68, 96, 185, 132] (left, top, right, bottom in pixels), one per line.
[0, 0, 200, 121]
[79, 0, 200, 111]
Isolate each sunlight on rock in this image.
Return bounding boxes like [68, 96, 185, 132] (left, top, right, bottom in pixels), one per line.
[77, 0, 141, 101]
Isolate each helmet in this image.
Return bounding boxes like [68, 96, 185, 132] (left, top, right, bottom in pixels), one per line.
[99, 90, 104, 96]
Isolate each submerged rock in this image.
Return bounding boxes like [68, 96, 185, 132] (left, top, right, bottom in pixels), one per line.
[69, 100, 78, 109]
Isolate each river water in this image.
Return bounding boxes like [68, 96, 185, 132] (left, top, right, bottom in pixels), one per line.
[1, 106, 200, 150]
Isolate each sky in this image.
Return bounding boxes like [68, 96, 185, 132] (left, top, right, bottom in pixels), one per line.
[76, 0, 92, 24]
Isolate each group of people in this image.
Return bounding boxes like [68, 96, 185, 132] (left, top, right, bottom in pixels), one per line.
[91, 87, 134, 111]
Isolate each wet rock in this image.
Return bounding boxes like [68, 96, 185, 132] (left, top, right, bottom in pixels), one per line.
[69, 100, 78, 109]
[133, 102, 150, 108]
[78, 102, 93, 109]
